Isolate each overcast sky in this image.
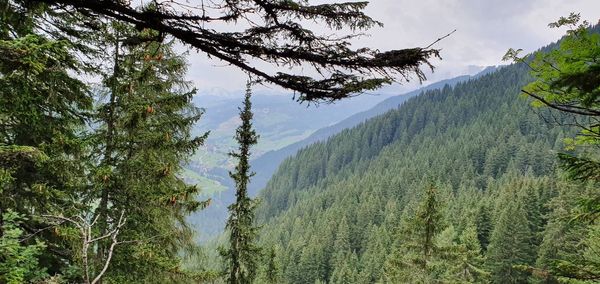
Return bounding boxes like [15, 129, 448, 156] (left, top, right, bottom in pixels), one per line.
[184, 0, 600, 96]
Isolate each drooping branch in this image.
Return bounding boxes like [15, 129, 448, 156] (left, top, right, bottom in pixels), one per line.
[521, 90, 600, 117]
[31, 0, 441, 102]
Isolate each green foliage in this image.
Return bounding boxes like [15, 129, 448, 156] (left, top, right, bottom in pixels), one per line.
[383, 185, 445, 283]
[0, 4, 92, 277]
[486, 199, 533, 283]
[84, 23, 209, 282]
[1, 10, 210, 280]
[535, 182, 600, 283]
[263, 247, 279, 284]
[221, 85, 262, 284]
[525, 14, 599, 114]
[504, 15, 600, 282]
[0, 210, 47, 284]
[445, 224, 489, 283]
[256, 60, 568, 283]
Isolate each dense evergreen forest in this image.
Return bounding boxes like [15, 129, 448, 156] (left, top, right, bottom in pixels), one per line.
[255, 26, 600, 282]
[1, 0, 600, 283]
[248, 68, 496, 197]
[256, 62, 561, 283]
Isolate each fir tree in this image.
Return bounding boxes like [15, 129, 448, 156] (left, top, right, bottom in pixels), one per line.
[221, 84, 261, 284]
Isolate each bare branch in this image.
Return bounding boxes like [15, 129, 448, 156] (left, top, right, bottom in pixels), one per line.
[39, 210, 127, 284]
[424, 29, 457, 49]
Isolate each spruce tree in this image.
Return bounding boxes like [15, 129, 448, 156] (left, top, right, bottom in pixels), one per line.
[83, 21, 208, 282]
[0, 3, 92, 275]
[221, 84, 261, 284]
[383, 185, 444, 283]
[443, 224, 489, 283]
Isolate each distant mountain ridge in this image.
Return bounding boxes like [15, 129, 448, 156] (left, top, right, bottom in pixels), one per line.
[248, 66, 498, 194]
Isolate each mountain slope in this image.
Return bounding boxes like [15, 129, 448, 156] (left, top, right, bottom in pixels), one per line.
[249, 66, 497, 193]
[187, 71, 488, 239]
[185, 92, 389, 238]
[255, 63, 571, 283]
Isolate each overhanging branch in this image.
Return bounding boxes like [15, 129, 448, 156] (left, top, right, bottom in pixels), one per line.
[30, 0, 441, 102]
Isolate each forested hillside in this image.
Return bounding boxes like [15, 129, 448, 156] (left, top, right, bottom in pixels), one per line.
[255, 61, 589, 283]
[184, 92, 388, 238]
[249, 67, 497, 194]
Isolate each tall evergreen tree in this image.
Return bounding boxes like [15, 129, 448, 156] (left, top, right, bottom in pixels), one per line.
[263, 247, 279, 284]
[0, 2, 92, 275]
[443, 224, 489, 283]
[221, 84, 261, 284]
[486, 200, 533, 283]
[383, 185, 444, 283]
[80, 21, 208, 282]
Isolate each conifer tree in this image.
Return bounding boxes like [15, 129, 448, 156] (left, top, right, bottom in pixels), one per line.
[383, 185, 444, 283]
[443, 224, 490, 283]
[82, 21, 208, 282]
[221, 84, 261, 284]
[0, 3, 92, 274]
[264, 247, 279, 284]
[486, 200, 533, 283]
[475, 204, 492, 251]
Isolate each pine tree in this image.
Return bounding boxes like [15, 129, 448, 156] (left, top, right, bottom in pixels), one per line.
[221, 84, 261, 284]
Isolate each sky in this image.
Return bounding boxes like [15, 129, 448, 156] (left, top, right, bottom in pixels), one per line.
[184, 0, 600, 96]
